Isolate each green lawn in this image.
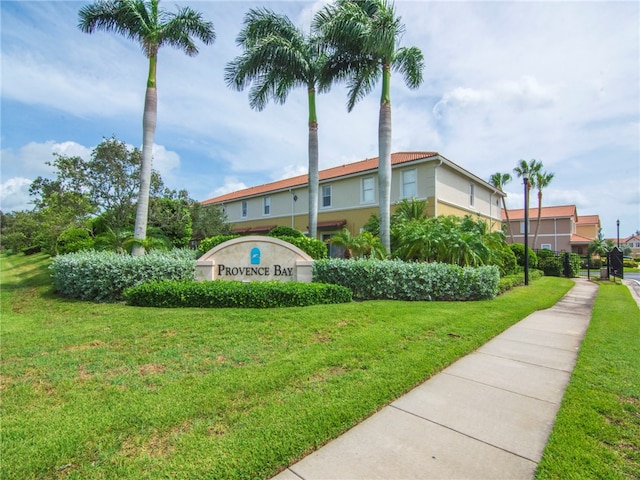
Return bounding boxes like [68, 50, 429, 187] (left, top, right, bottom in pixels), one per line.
[536, 281, 640, 479]
[1, 253, 576, 479]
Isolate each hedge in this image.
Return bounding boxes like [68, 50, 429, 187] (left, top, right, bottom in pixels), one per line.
[50, 249, 196, 303]
[124, 280, 352, 308]
[313, 258, 500, 301]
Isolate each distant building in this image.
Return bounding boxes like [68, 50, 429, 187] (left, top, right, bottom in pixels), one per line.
[502, 205, 600, 254]
[618, 234, 640, 257]
[203, 152, 505, 246]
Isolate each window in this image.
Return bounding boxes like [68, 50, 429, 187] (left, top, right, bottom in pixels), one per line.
[241, 201, 248, 218]
[263, 196, 270, 215]
[469, 184, 475, 207]
[322, 185, 332, 208]
[402, 169, 417, 198]
[362, 177, 375, 203]
[541, 244, 552, 250]
[520, 221, 530, 234]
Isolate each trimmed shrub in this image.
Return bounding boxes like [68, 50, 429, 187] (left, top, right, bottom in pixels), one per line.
[278, 235, 327, 259]
[124, 280, 352, 308]
[497, 269, 545, 295]
[197, 235, 241, 257]
[268, 226, 304, 238]
[50, 249, 196, 303]
[313, 258, 499, 301]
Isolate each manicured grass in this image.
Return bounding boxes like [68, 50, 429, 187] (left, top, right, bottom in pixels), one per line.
[535, 281, 640, 480]
[2, 253, 574, 480]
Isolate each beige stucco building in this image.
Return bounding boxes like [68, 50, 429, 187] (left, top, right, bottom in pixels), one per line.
[202, 152, 505, 245]
[502, 205, 601, 254]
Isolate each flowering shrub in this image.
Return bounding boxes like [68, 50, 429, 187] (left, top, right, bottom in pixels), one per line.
[124, 280, 352, 308]
[313, 259, 500, 301]
[50, 249, 196, 302]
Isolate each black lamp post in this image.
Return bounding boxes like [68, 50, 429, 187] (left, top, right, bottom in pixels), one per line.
[523, 171, 529, 286]
[616, 219, 620, 248]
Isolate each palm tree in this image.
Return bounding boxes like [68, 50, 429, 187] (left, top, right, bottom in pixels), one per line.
[78, 0, 215, 255]
[225, 8, 330, 240]
[489, 172, 514, 243]
[314, 0, 424, 253]
[532, 170, 555, 247]
[513, 159, 541, 248]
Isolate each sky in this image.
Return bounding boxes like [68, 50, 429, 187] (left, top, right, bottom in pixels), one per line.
[1, 0, 639, 240]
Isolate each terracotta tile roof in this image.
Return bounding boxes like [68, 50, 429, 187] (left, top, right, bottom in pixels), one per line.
[576, 215, 600, 225]
[571, 233, 594, 244]
[502, 205, 578, 221]
[203, 152, 439, 204]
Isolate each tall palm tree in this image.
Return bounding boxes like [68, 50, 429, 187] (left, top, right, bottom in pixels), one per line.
[489, 172, 514, 243]
[532, 170, 555, 247]
[225, 8, 329, 240]
[78, 0, 215, 255]
[314, 0, 424, 253]
[513, 159, 541, 248]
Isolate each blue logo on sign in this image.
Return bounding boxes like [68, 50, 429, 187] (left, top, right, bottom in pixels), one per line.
[250, 247, 261, 265]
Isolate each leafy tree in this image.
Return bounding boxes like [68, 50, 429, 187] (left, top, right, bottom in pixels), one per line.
[392, 198, 428, 223]
[148, 192, 192, 249]
[190, 202, 231, 242]
[226, 8, 335, 240]
[489, 172, 514, 243]
[0, 211, 42, 253]
[532, 169, 555, 247]
[315, 0, 424, 253]
[79, 0, 215, 255]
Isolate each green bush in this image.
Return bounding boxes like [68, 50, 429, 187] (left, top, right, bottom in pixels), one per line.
[510, 243, 538, 268]
[268, 226, 304, 238]
[197, 235, 241, 257]
[497, 269, 544, 295]
[313, 258, 499, 301]
[50, 249, 196, 302]
[278, 235, 327, 260]
[124, 280, 352, 308]
[623, 258, 638, 268]
[537, 250, 563, 277]
[56, 227, 94, 255]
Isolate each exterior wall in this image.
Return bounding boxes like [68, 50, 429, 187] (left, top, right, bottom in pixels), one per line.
[576, 223, 599, 240]
[218, 157, 503, 240]
[507, 217, 573, 251]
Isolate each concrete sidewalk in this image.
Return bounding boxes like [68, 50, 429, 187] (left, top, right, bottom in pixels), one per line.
[273, 278, 598, 480]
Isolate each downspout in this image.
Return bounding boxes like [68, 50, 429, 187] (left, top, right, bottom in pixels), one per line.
[433, 157, 443, 217]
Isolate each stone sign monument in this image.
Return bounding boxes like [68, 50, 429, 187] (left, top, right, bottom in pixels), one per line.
[195, 236, 314, 283]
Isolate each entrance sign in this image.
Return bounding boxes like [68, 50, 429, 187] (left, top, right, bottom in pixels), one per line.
[196, 236, 314, 283]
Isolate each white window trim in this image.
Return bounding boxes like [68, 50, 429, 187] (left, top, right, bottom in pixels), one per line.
[321, 184, 332, 208]
[541, 244, 552, 250]
[263, 196, 271, 216]
[361, 176, 375, 204]
[401, 168, 418, 199]
[241, 200, 248, 218]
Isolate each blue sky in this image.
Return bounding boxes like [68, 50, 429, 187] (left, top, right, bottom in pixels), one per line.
[1, 0, 638, 239]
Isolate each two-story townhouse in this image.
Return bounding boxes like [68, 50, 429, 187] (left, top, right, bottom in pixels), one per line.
[619, 234, 640, 258]
[202, 152, 505, 245]
[502, 205, 601, 254]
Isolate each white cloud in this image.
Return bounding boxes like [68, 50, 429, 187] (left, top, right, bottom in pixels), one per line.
[211, 177, 249, 198]
[0, 177, 32, 212]
[151, 144, 181, 181]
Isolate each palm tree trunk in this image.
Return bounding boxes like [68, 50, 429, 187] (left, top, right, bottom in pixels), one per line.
[378, 65, 392, 254]
[533, 190, 542, 248]
[308, 87, 319, 239]
[502, 199, 515, 243]
[132, 56, 158, 256]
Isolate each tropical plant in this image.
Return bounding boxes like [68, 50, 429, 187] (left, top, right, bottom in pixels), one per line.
[328, 228, 385, 259]
[392, 197, 428, 223]
[78, 0, 215, 255]
[489, 172, 514, 243]
[532, 169, 555, 247]
[225, 8, 330, 240]
[314, 0, 425, 253]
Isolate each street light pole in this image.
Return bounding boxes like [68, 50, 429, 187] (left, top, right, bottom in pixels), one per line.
[523, 171, 529, 286]
[616, 219, 620, 248]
